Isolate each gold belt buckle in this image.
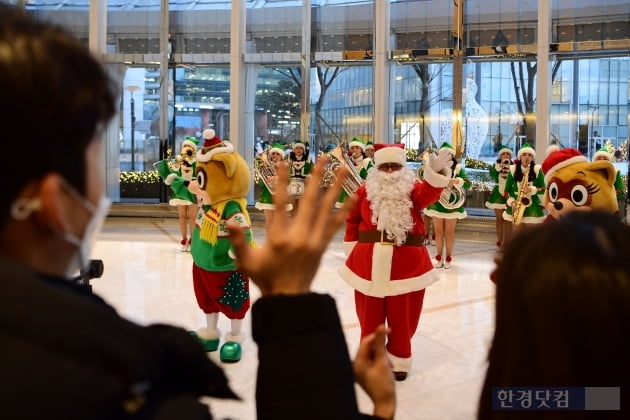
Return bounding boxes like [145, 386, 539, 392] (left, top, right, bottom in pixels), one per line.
[380, 230, 395, 245]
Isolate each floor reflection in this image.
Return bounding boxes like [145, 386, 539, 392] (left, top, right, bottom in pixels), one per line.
[93, 216, 497, 420]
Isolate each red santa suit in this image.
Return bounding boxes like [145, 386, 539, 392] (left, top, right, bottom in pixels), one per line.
[339, 144, 450, 375]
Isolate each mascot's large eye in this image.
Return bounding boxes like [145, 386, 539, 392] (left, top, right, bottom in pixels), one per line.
[571, 185, 589, 206]
[548, 182, 559, 202]
[197, 168, 207, 190]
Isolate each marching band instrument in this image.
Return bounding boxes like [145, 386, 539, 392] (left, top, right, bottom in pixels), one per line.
[415, 163, 425, 182]
[322, 142, 365, 195]
[288, 177, 304, 197]
[512, 165, 531, 225]
[253, 150, 279, 195]
[416, 150, 466, 210]
[153, 156, 180, 171]
[414, 150, 431, 182]
[287, 155, 307, 197]
[439, 183, 466, 209]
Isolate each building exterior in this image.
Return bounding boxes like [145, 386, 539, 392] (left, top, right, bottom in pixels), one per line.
[17, 0, 630, 209]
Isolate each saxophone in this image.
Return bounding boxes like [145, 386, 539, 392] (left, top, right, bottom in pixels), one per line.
[512, 165, 531, 225]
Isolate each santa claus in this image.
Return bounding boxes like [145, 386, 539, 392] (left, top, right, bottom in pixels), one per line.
[339, 143, 452, 381]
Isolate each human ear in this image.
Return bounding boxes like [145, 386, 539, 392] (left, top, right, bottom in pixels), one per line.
[37, 174, 74, 232]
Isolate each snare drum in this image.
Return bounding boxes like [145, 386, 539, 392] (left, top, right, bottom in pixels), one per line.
[288, 178, 305, 197]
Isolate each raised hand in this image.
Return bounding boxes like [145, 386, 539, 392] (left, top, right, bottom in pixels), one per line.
[353, 324, 396, 420]
[227, 158, 357, 296]
[429, 148, 453, 173]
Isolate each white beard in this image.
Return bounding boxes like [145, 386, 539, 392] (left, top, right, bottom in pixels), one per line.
[365, 166, 415, 246]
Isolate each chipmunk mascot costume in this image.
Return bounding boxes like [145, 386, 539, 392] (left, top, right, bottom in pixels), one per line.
[542, 146, 618, 220]
[187, 129, 255, 363]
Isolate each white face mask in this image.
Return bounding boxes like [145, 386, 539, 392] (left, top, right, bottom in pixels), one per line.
[61, 194, 111, 279]
[11, 179, 111, 278]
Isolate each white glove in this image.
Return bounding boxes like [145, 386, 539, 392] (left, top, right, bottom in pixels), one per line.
[527, 186, 538, 196]
[429, 149, 453, 173]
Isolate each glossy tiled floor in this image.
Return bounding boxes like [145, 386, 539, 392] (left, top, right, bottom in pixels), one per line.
[93, 216, 498, 420]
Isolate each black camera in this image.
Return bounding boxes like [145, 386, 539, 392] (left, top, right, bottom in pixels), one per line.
[502, 159, 511, 166]
[72, 259, 104, 293]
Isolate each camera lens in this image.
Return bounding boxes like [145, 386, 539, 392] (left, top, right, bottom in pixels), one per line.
[87, 259, 104, 280]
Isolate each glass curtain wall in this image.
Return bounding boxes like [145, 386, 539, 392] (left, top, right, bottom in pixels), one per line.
[390, 0, 454, 161]
[106, 1, 163, 201]
[313, 1, 374, 152]
[19, 0, 630, 210]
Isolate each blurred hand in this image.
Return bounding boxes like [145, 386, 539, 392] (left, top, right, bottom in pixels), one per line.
[429, 148, 453, 173]
[227, 158, 357, 296]
[353, 325, 396, 420]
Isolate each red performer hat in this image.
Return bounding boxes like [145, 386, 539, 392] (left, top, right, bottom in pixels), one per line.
[197, 128, 233, 162]
[202, 129, 223, 148]
[373, 143, 406, 167]
[541, 147, 587, 184]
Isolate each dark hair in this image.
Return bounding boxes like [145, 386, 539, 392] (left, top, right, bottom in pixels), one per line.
[289, 151, 307, 162]
[514, 160, 535, 183]
[0, 5, 116, 229]
[449, 156, 457, 174]
[479, 211, 630, 419]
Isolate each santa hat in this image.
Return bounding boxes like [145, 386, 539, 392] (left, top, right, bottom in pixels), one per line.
[593, 147, 613, 162]
[268, 143, 286, 158]
[182, 136, 199, 151]
[365, 141, 375, 150]
[497, 145, 513, 158]
[541, 147, 587, 184]
[517, 142, 536, 160]
[349, 137, 366, 151]
[292, 140, 306, 151]
[439, 142, 455, 156]
[546, 144, 560, 157]
[374, 143, 406, 167]
[197, 128, 233, 162]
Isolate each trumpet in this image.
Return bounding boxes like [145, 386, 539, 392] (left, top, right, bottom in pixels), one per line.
[512, 165, 531, 225]
[322, 142, 365, 195]
[253, 150, 279, 195]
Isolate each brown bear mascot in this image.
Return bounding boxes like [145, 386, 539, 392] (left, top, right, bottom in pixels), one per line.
[187, 129, 255, 363]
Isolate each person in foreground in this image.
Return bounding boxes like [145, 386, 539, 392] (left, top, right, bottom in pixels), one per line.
[0, 6, 238, 419]
[0, 7, 393, 419]
[480, 211, 630, 419]
[227, 159, 396, 420]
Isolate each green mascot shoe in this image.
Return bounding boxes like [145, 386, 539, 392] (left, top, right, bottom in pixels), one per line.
[219, 342, 242, 363]
[200, 337, 220, 352]
[189, 330, 220, 352]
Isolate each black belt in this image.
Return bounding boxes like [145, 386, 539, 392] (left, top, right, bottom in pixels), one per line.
[357, 230, 426, 246]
